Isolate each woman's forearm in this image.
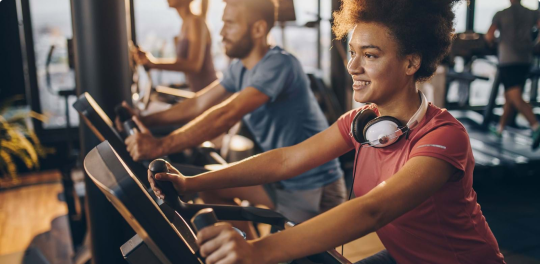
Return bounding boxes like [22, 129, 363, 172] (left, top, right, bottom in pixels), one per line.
[185, 123, 352, 193]
[254, 197, 380, 264]
[186, 147, 293, 192]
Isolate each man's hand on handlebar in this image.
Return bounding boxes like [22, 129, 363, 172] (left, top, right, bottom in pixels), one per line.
[198, 223, 263, 264]
[115, 101, 139, 132]
[148, 162, 188, 199]
[125, 117, 164, 161]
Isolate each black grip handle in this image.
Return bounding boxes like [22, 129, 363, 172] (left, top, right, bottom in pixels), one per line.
[115, 105, 139, 135]
[123, 120, 139, 136]
[191, 208, 218, 263]
[149, 159, 182, 211]
[115, 105, 132, 122]
[191, 208, 218, 233]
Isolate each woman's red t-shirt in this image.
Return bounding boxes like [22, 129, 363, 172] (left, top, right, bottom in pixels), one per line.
[337, 104, 505, 264]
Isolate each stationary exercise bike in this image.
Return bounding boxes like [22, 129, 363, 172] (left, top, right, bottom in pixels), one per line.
[84, 141, 352, 264]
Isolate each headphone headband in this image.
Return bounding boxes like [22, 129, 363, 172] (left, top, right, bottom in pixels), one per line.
[405, 92, 428, 132]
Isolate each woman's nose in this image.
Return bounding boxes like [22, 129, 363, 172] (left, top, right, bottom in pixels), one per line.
[347, 57, 364, 75]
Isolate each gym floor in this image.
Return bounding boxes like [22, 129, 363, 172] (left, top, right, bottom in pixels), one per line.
[0, 171, 73, 264]
[475, 177, 540, 264]
[0, 170, 538, 264]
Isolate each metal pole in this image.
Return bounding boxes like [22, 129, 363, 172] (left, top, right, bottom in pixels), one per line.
[70, 0, 134, 262]
[482, 70, 500, 129]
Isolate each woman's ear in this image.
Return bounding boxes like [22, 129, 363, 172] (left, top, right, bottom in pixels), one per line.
[251, 20, 268, 39]
[405, 54, 422, 76]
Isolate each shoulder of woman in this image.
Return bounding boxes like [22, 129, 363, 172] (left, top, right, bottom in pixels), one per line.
[185, 16, 210, 38]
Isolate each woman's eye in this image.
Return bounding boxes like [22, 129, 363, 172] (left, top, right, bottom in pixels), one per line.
[365, 53, 375, 59]
[349, 50, 356, 57]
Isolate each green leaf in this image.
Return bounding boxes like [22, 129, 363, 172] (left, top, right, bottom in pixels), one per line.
[0, 96, 52, 179]
[0, 150, 17, 178]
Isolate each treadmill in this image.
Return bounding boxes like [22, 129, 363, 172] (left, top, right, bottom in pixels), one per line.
[84, 141, 352, 264]
[445, 32, 540, 177]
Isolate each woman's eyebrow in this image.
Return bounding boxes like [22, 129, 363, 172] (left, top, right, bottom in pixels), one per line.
[349, 43, 382, 51]
[360, 45, 381, 51]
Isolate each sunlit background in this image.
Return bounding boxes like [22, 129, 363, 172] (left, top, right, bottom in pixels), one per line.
[29, 0, 538, 130]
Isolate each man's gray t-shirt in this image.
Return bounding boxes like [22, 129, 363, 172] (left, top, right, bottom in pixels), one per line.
[493, 4, 540, 65]
[220, 46, 342, 190]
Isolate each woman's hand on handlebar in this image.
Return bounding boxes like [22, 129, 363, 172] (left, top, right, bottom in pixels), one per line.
[148, 162, 188, 199]
[132, 47, 155, 68]
[198, 223, 264, 264]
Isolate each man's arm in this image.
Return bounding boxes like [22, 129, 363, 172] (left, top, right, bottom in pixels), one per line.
[160, 86, 270, 154]
[485, 24, 498, 45]
[126, 86, 269, 161]
[142, 81, 230, 127]
[197, 156, 456, 264]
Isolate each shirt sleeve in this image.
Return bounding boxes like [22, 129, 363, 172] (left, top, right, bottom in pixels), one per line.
[220, 60, 240, 93]
[409, 124, 470, 179]
[336, 109, 362, 149]
[249, 54, 294, 102]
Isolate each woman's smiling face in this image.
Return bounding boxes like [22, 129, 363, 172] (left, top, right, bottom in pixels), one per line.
[347, 22, 417, 105]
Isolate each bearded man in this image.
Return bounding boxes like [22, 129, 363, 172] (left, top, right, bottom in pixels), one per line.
[123, 0, 345, 238]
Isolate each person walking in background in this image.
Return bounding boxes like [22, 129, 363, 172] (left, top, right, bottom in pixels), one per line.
[486, 0, 540, 150]
[135, 0, 217, 92]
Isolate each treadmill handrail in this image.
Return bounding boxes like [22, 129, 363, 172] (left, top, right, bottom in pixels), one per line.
[446, 69, 490, 82]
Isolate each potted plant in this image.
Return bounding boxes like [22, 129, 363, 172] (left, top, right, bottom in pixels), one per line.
[0, 95, 52, 180]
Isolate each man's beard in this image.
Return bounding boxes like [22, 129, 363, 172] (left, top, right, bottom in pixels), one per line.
[224, 31, 254, 59]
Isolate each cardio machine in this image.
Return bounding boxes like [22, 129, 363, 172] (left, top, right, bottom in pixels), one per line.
[444, 31, 540, 177]
[445, 31, 494, 110]
[84, 140, 352, 264]
[72, 92, 213, 188]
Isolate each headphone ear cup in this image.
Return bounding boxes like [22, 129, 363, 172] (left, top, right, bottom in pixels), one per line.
[351, 109, 377, 143]
[363, 116, 403, 136]
[363, 116, 404, 146]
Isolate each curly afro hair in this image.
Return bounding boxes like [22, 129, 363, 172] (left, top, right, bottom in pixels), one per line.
[333, 0, 468, 82]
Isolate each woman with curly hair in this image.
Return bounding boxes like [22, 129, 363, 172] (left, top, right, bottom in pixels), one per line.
[149, 0, 506, 263]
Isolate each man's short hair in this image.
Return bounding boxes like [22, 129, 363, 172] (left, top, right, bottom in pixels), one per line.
[228, 0, 278, 33]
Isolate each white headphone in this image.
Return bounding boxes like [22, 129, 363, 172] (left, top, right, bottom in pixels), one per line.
[350, 92, 428, 148]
